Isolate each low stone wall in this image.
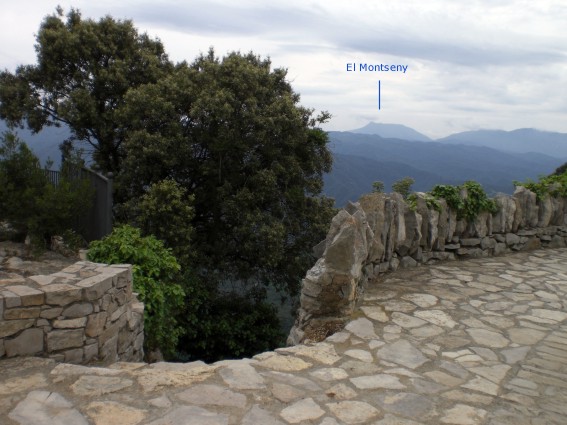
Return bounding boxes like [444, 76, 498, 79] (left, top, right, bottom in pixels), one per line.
[0, 261, 144, 364]
[288, 187, 567, 344]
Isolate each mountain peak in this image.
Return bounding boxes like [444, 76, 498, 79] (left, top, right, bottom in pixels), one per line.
[348, 122, 432, 142]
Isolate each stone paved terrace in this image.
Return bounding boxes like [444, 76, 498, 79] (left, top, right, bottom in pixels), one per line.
[1, 248, 567, 425]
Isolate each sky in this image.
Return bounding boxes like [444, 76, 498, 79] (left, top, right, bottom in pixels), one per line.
[1, 0, 566, 138]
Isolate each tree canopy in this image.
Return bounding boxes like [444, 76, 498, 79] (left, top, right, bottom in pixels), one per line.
[0, 8, 336, 359]
[0, 7, 172, 173]
[118, 50, 335, 296]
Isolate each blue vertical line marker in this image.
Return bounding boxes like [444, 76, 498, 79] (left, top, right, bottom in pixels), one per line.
[378, 80, 381, 110]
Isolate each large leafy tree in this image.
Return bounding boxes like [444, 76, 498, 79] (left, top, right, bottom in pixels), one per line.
[0, 7, 172, 173]
[118, 50, 335, 296]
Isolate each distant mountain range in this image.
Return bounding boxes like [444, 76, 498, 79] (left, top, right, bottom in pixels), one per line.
[349, 122, 432, 142]
[2, 119, 565, 208]
[324, 131, 564, 206]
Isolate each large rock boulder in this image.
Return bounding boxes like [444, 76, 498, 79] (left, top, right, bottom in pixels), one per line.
[493, 194, 517, 233]
[514, 186, 538, 228]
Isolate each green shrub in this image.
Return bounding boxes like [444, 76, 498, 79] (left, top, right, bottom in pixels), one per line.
[372, 181, 385, 193]
[392, 177, 415, 199]
[407, 193, 441, 212]
[514, 168, 567, 200]
[87, 225, 185, 358]
[430, 181, 497, 220]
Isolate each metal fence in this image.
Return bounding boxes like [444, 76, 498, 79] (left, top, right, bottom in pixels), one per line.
[44, 167, 113, 242]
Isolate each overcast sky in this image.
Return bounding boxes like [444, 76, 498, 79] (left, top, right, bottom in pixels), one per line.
[1, 0, 566, 138]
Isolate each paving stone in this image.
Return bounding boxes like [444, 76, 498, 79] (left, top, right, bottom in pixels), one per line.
[469, 364, 511, 384]
[360, 306, 389, 322]
[280, 398, 324, 423]
[145, 406, 228, 425]
[326, 400, 379, 424]
[374, 414, 426, 425]
[401, 293, 438, 308]
[276, 342, 340, 365]
[271, 382, 305, 402]
[138, 361, 220, 392]
[219, 363, 265, 390]
[310, 367, 349, 381]
[0, 373, 48, 395]
[375, 392, 435, 418]
[344, 349, 373, 362]
[9, 390, 88, 425]
[531, 309, 567, 322]
[345, 318, 378, 339]
[424, 370, 465, 387]
[441, 390, 494, 405]
[261, 370, 321, 391]
[85, 401, 147, 425]
[71, 375, 133, 396]
[257, 354, 312, 371]
[507, 327, 547, 344]
[350, 374, 405, 390]
[440, 404, 487, 424]
[461, 376, 500, 396]
[376, 340, 429, 369]
[176, 384, 247, 408]
[391, 312, 428, 328]
[466, 328, 510, 348]
[325, 383, 358, 400]
[414, 310, 457, 328]
[340, 360, 381, 376]
[242, 405, 285, 425]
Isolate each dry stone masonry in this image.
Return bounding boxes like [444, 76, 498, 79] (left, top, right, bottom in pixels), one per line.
[0, 260, 144, 364]
[289, 187, 567, 344]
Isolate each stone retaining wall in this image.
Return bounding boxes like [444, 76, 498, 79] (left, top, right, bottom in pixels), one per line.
[288, 187, 567, 344]
[0, 261, 144, 364]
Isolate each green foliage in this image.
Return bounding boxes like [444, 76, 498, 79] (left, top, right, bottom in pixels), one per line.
[514, 168, 567, 200]
[392, 177, 415, 199]
[430, 181, 497, 220]
[87, 225, 184, 358]
[117, 49, 336, 297]
[430, 184, 463, 211]
[0, 131, 93, 247]
[553, 162, 567, 176]
[177, 282, 284, 362]
[120, 179, 195, 265]
[372, 181, 385, 193]
[0, 7, 172, 173]
[407, 193, 441, 212]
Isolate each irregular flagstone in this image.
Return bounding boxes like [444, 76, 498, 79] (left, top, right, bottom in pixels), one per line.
[414, 310, 457, 328]
[85, 401, 147, 425]
[276, 342, 340, 365]
[138, 361, 220, 392]
[424, 370, 465, 387]
[51, 363, 123, 376]
[462, 376, 500, 396]
[501, 346, 531, 364]
[507, 327, 547, 344]
[145, 406, 229, 425]
[340, 360, 381, 375]
[241, 405, 285, 425]
[310, 367, 349, 381]
[401, 293, 438, 308]
[376, 339, 429, 369]
[9, 390, 88, 425]
[0, 373, 47, 395]
[344, 349, 374, 362]
[466, 328, 510, 348]
[327, 400, 379, 424]
[175, 384, 247, 408]
[71, 375, 134, 396]
[280, 398, 324, 423]
[374, 414, 426, 425]
[271, 382, 305, 402]
[391, 312, 428, 328]
[350, 374, 406, 390]
[326, 383, 358, 400]
[530, 309, 567, 322]
[219, 363, 266, 390]
[256, 354, 312, 371]
[375, 392, 436, 418]
[441, 389, 493, 405]
[345, 318, 378, 339]
[360, 306, 389, 322]
[440, 404, 488, 425]
[261, 370, 321, 391]
[469, 364, 511, 384]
